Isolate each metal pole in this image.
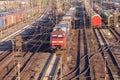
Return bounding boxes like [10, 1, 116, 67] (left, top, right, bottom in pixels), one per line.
[56, 0, 58, 24]
[11, 39, 18, 78]
[11, 40, 15, 69]
[11, 39, 15, 56]
[104, 57, 107, 80]
[60, 54, 63, 80]
[17, 50, 21, 80]
[0, 30, 2, 39]
[17, 61, 21, 80]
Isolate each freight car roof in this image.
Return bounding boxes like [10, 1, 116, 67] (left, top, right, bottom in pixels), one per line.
[51, 31, 65, 36]
[0, 12, 9, 17]
[69, 7, 75, 10]
[54, 23, 68, 28]
[62, 16, 72, 20]
[66, 10, 74, 16]
[91, 14, 101, 19]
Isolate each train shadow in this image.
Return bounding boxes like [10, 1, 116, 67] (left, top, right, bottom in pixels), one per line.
[74, 6, 90, 29]
[22, 26, 52, 53]
[0, 41, 12, 52]
[22, 23, 55, 53]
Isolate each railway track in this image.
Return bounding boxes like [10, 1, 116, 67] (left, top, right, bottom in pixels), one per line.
[20, 52, 51, 80]
[2, 29, 52, 79]
[1, 33, 51, 79]
[75, 2, 91, 79]
[0, 35, 40, 79]
[109, 28, 120, 43]
[0, 7, 49, 42]
[93, 28, 120, 80]
[114, 27, 120, 36]
[56, 29, 81, 80]
[18, 31, 52, 80]
[56, 4, 83, 79]
[1, 20, 52, 80]
[99, 29, 120, 79]
[1, 52, 31, 80]
[71, 29, 81, 79]
[93, 29, 114, 80]
[56, 29, 80, 80]
[0, 12, 56, 80]
[71, 29, 91, 80]
[39, 53, 59, 80]
[56, 29, 92, 80]
[86, 28, 105, 80]
[0, 50, 11, 62]
[83, 29, 91, 79]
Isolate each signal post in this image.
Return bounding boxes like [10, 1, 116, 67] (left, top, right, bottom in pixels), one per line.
[15, 36, 23, 80]
[56, 51, 64, 80]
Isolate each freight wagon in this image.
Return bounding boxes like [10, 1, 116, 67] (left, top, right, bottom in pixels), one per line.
[101, 9, 120, 27]
[84, 1, 102, 28]
[91, 13, 102, 27]
[61, 16, 73, 28]
[113, 9, 120, 27]
[101, 10, 114, 27]
[0, 12, 8, 28]
[101, 1, 120, 10]
[50, 16, 71, 50]
[64, 7, 76, 28]
[0, 6, 40, 30]
[0, 17, 4, 28]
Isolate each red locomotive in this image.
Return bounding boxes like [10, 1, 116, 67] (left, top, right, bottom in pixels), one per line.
[91, 14, 102, 28]
[50, 30, 67, 49]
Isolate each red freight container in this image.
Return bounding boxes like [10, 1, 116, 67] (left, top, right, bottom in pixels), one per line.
[6, 15, 12, 27]
[21, 11, 26, 20]
[11, 14, 16, 25]
[35, 7, 39, 14]
[37, 7, 39, 13]
[6, 14, 16, 27]
[15, 13, 21, 23]
[34, 7, 37, 15]
[30, 8, 33, 17]
[3, 16, 7, 28]
[38, 6, 41, 13]
[91, 14, 102, 28]
[36, 6, 39, 13]
[0, 17, 4, 28]
[32, 8, 35, 16]
[37, 6, 39, 13]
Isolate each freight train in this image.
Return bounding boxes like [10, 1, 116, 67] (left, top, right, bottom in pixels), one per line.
[93, 3, 120, 27]
[101, 10, 114, 27]
[84, 0, 102, 28]
[94, 4, 120, 28]
[50, 7, 75, 50]
[0, 6, 40, 29]
[101, 1, 120, 11]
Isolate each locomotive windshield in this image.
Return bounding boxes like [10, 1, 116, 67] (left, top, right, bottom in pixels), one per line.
[52, 35, 63, 38]
[52, 35, 58, 38]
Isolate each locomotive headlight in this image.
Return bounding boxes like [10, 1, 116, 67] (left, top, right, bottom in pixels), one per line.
[52, 41, 57, 43]
[116, 25, 119, 27]
[59, 41, 63, 43]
